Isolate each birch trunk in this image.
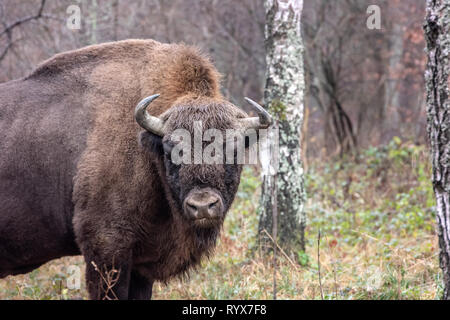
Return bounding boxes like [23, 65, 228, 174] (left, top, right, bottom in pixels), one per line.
[424, 0, 450, 299]
[259, 0, 306, 253]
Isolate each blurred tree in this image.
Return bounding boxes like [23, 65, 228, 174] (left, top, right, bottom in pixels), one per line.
[303, 0, 426, 156]
[424, 0, 450, 299]
[303, 0, 362, 156]
[258, 0, 306, 253]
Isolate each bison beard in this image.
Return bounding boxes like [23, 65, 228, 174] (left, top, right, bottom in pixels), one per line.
[0, 39, 270, 300]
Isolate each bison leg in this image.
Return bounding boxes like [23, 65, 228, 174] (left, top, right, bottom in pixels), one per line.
[128, 271, 153, 300]
[83, 251, 133, 300]
[73, 212, 136, 299]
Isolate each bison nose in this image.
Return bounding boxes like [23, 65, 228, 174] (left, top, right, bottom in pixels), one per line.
[184, 190, 223, 220]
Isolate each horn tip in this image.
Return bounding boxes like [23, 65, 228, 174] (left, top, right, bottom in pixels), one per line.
[244, 97, 254, 104]
[145, 93, 161, 102]
[244, 97, 273, 126]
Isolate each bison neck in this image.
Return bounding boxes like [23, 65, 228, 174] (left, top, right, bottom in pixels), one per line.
[128, 157, 220, 281]
[134, 208, 222, 282]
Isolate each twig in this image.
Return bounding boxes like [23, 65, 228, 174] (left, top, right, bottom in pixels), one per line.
[0, 0, 47, 62]
[0, 0, 46, 38]
[91, 261, 121, 300]
[272, 173, 278, 300]
[351, 229, 380, 242]
[0, 40, 12, 61]
[262, 229, 299, 271]
[317, 229, 324, 299]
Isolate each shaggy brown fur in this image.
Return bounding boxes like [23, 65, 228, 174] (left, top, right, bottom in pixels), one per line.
[0, 39, 249, 299]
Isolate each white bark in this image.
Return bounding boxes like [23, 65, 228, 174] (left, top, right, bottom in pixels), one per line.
[259, 0, 306, 252]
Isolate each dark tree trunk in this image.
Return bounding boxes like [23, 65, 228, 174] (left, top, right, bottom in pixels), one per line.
[424, 0, 450, 299]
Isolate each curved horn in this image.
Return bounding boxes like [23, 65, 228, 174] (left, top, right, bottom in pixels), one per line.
[134, 94, 166, 136]
[240, 97, 273, 129]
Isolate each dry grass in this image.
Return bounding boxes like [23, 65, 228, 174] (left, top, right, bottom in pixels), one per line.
[0, 217, 439, 300]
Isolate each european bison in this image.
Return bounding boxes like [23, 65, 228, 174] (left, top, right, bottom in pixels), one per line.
[0, 39, 271, 299]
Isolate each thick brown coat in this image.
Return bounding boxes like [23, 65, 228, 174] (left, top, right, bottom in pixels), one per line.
[0, 39, 247, 299]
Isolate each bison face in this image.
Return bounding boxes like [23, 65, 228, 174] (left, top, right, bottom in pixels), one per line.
[136, 95, 272, 228]
[162, 149, 242, 229]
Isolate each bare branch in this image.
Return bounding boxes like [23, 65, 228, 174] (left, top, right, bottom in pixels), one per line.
[0, 0, 47, 62]
[0, 0, 46, 38]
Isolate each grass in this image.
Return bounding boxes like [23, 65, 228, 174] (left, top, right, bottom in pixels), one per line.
[0, 138, 442, 300]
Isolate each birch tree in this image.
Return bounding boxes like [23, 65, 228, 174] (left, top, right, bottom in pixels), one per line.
[424, 0, 450, 299]
[259, 0, 306, 253]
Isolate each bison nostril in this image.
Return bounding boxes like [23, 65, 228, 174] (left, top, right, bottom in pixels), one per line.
[208, 200, 219, 209]
[187, 203, 197, 211]
[184, 190, 223, 221]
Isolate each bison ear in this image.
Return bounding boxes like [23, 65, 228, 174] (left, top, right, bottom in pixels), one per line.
[139, 131, 163, 156]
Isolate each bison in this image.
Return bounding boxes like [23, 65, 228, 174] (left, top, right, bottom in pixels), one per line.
[0, 39, 271, 299]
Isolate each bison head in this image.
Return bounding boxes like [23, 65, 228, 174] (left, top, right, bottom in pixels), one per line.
[135, 94, 271, 228]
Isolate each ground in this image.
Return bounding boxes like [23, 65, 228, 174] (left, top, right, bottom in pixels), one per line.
[0, 138, 441, 299]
